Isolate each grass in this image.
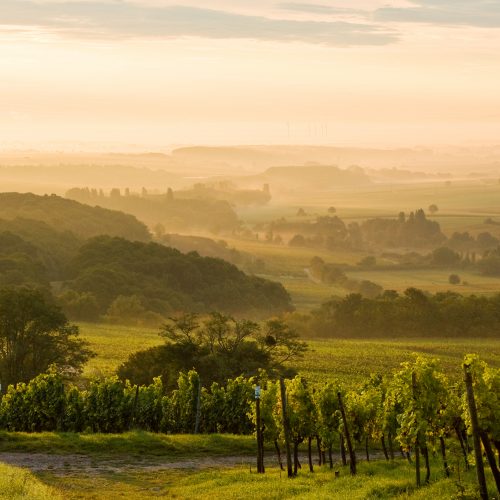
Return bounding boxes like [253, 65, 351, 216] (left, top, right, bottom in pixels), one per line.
[296, 337, 500, 385]
[79, 323, 500, 386]
[0, 432, 259, 458]
[13, 453, 499, 499]
[80, 323, 162, 379]
[0, 462, 62, 500]
[159, 458, 497, 500]
[346, 268, 500, 295]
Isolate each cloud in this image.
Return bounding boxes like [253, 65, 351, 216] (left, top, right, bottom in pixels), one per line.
[375, 0, 500, 28]
[0, 0, 396, 46]
[278, 3, 365, 15]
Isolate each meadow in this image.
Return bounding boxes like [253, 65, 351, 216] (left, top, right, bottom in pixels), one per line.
[79, 323, 500, 385]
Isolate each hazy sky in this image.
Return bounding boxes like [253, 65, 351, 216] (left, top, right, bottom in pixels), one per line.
[1, 0, 500, 149]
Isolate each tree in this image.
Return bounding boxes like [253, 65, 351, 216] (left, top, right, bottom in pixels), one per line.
[448, 274, 461, 285]
[431, 247, 460, 267]
[118, 313, 307, 389]
[428, 204, 439, 215]
[0, 287, 94, 389]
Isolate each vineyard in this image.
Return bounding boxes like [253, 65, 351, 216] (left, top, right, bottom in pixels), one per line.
[0, 355, 498, 497]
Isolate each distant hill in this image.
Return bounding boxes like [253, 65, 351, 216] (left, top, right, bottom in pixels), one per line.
[0, 163, 182, 194]
[258, 165, 371, 190]
[170, 145, 500, 174]
[0, 193, 151, 242]
[67, 236, 293, 319]
[0, 218, 81, 284]
[65, 188, 240, 233]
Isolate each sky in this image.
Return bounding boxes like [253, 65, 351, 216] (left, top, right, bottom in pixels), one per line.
[1, 0, 500, 150]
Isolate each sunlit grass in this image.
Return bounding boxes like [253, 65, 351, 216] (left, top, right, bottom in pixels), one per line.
[0, 462, 62, 500]
[30, 455, 498, 499]
[295, 337, 500, 385]
[0, 432, 258, 458]
[79, 323, 162, 379]
[79, 323, 500, 385]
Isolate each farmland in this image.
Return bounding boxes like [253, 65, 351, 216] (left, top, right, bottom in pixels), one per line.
[79, 323, 500, 385]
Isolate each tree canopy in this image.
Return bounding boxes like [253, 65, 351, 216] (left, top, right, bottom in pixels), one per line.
[67, 236, 293, 319]
[0, 192, 150, 242]
[0, 287, 93, 388]
[299, 288, 500, 338]
[117, 313, 307, 389]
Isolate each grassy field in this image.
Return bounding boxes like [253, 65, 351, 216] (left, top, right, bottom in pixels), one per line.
[295, 337, 500, 385]
[34, 459, 498, 499]
[346, 268, 500, 295]
[141, 459, 497, 500]
[0, 434, 496, 499]
[0, 462, 62, 500]
[80, 323, 162, 379]
[0, 432, 259, 458]
[79, 323, 500, 385]
[226, 237, 500, 311]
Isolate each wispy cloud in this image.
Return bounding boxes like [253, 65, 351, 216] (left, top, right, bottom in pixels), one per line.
[375, 0, 500, 28]
[278, 3, 365, 16]
[0, 0, 396, 46]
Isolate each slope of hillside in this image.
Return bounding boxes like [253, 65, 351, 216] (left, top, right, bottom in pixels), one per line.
[0, 192, 151, 241]
[67, 236, 293, 318]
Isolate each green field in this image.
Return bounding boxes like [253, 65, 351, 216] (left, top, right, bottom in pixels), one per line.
[294, 337, 500, 385]
[226, 237, 500, 311]
[80, 323, 162, 379]
[346, 268, 500, 295]
[79, 323, 500, 385]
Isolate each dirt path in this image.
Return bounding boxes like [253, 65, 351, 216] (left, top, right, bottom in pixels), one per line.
[0, 452, 289, 476]
[0, 451, 364, 476]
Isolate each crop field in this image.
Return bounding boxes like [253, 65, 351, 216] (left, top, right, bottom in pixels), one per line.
[345, 268, 500, 295]
[79, 323, 500, 385]
[237, 180, 500, 237]
[80, 323, 162, 379]
[294, 337, 500, 385]
[226, 237, 364, 275]
[273, 270, 500, 311]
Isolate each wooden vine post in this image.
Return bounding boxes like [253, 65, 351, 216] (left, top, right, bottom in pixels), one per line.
[255, 384, 264, 473]
[411, 372, 421, 488]
[337, 391, 356, 475]
[463, 363, 489, 500]
[194, 378, 201, 434]
[279, 376, 294, 478]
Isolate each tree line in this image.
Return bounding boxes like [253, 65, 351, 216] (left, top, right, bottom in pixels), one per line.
[293, 288, 500, 338]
